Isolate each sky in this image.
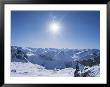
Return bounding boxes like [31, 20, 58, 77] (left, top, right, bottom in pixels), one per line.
[11, 11, 100, 49]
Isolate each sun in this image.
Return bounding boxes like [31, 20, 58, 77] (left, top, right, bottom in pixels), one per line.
[49, 22, 60, 33]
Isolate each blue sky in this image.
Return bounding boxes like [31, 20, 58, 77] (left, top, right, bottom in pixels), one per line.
[11, 11, 100, 49]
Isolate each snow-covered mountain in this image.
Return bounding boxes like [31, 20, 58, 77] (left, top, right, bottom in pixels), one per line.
[11, 46, 100, 70]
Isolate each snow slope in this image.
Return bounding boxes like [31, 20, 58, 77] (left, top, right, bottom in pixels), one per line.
[11, 62, 75, 77]
[11, 62, 100, 77]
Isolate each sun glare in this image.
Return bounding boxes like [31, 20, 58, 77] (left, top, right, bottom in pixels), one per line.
[49, 22, 60, 33]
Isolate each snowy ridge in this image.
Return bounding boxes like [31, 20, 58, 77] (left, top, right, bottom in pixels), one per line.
[11, 62, 100, 77]
[82, 65, 100, 77]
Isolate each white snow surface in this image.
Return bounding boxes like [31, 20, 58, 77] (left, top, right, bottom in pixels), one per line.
[11, 62, 75, 77]
[11, 62, 100, 77]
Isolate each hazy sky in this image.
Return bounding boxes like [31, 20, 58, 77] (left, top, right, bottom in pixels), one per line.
[11, 11, 100, 49]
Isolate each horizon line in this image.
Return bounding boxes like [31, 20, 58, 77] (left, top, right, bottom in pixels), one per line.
[11, 45, 100, 50]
